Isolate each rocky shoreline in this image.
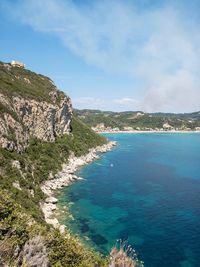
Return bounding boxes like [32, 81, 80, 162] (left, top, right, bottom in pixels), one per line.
[40, 141, 117, 232]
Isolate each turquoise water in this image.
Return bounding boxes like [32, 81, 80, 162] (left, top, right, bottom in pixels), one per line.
[58, 133, 200, 267]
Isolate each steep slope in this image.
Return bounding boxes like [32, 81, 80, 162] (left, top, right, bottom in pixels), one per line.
[0, 61, 142, 267]
[0, 61, 73, 152]
[0, 61, 109, 266]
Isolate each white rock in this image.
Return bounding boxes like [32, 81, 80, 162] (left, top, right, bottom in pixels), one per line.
[46, 197, 58, 204]
[12, 181, 21, 190]
[40, 141, 117, 232]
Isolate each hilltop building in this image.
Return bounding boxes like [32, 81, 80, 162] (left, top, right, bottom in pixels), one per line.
[11, 60, 25, 68]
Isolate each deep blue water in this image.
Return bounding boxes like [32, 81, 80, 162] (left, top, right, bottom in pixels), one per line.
[58, 133, 200, 267]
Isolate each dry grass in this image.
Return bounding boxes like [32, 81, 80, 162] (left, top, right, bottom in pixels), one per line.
[109, 240, 144, 267]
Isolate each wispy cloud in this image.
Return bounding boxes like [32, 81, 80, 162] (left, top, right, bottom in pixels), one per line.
[3, 0, 200, 112]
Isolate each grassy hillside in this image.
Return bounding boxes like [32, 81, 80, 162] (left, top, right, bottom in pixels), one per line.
[0, 61, 65, 102]
[75, 109, 200, 130]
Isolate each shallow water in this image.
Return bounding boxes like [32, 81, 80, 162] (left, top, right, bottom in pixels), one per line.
[58, 133, 200, 267]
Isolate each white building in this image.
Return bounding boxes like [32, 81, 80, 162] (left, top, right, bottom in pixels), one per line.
[11, 60, 25, 68]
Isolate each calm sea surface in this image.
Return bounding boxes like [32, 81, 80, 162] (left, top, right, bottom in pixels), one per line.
[58, 133, 200, 267]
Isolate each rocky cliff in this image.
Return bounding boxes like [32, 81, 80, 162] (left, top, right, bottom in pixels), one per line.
[0, 60, 111, 267]
[0, 61, 142, 267]
[0, 61, 73, 152]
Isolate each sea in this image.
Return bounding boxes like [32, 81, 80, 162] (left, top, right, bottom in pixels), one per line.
[57, 133, 200, 267]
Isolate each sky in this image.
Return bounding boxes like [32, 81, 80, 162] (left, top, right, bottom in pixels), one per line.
[0, 0, 200, 113]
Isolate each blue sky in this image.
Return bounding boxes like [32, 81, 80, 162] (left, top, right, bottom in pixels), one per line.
[1, 0, 200, 112]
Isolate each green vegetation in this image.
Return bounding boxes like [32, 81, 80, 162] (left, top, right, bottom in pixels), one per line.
[0, 61, 109, 266]
[75, 109, 200, 130]
[0, 115, 107, 221]
[0, 61, 141, 266]
[0, 61, 65, 103]
[0, 189, 108, 266]
[0, 117, 109, 266]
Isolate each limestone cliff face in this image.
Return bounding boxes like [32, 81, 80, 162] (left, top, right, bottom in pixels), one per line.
[13, 94, 73, 141]
[0, 91, 73, 152]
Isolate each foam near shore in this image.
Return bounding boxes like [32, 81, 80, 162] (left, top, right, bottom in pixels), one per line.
[40, 141, 117, 231]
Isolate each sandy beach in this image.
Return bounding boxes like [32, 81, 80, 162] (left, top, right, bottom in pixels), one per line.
[99, 130, 200, 134]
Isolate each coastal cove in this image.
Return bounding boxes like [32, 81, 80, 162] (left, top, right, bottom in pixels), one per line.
[40, 141, 117, 230]
[57, 133, 200, 267]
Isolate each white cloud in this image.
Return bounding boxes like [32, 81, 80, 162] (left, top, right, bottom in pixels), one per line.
[4, 0, 200, 112]
[142, 70, 200, 113]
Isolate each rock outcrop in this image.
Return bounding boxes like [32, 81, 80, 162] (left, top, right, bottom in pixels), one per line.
[0, 61, 73, 152]
[13, 94, 73, 142]
[0, 92, 72, 152]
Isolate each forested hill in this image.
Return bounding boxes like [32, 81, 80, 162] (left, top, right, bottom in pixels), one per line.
[75, 109, 200, 131]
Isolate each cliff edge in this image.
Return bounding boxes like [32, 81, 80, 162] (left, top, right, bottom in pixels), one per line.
[0, 61, 73, 152]
[0, 61, 142, 267]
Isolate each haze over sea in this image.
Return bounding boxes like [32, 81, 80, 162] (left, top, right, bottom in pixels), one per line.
[58, 133, 200, 267]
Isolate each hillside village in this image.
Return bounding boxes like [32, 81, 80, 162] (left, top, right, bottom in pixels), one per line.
[91, 122, 200, 133]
